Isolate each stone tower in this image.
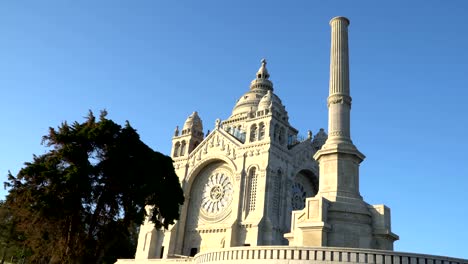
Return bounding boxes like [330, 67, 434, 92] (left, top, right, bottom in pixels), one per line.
[134, 59, 326, 260]
[172, 112, 204, 158]
[285, 16, 398, 250]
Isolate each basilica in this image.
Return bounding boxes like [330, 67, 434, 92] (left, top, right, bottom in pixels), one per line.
[137, 57, 328, 258]
[116, 17, 468, 264]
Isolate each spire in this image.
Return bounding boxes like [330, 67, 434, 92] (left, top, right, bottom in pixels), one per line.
[250, 59, 273, 91]
[256, 58, 270, 80]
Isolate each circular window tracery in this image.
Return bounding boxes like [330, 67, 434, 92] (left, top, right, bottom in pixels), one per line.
[201, 173, 233, 216]
[291, 182, 307, 210]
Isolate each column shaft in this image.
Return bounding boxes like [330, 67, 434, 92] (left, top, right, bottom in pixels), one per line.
[327, 17, 352, 144]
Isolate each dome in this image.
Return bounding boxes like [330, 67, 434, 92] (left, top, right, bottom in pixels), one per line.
[231, 90, 266, 117]
[230, 59, 274, 118]
[258, 90, 284, 112]
[183, 111, 203, 132]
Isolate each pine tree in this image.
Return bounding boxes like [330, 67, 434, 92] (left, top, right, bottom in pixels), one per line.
[4, 110, 184, 263]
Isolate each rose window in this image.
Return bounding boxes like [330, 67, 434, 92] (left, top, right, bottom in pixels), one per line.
[291, 182, 307, 210]
[201, 173, 233, 215]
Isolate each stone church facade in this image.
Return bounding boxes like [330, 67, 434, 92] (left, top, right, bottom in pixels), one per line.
[135, 58, 329, 259]
[116, 17, 468, 264]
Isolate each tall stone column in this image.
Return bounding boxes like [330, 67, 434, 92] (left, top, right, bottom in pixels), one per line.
[286, 17, 398, 250]
[308, 17, 373, 248]
[327, 17, 352, 144]
[314, 16, 365, 202]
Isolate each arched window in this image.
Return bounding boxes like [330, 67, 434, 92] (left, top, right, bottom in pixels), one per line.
[279, 127, 285, 145]
[247, 167, 258, 213]
[272, 169, 282, 218]
[274, 124, 279, 141]
[173, 142, 180, 157]
[250, 124, 258, 142]
[288, 134, 294, 146]
[258, 122, 265, 140]
[180, 141, 186, 156]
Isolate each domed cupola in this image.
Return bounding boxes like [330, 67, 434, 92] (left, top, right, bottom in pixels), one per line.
[258, 90, 285, 112]
[250, 58, 273, 90]
[172, 111, 204, 158]
[231, 59, 274, 118]
[182, 111, 203, 135]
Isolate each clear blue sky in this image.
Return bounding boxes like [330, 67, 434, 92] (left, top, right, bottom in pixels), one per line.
[1, 0, 467, 259]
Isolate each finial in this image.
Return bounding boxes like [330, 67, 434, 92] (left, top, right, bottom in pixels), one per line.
[256, 58, 270, 80]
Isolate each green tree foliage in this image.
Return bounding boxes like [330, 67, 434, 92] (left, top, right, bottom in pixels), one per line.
[0, 200, 24, 264]
[4, 111, 184, 264]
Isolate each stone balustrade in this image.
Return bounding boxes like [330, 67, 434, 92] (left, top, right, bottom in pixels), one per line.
[192, 247, 468, 264]
[116, 256, 192, 263]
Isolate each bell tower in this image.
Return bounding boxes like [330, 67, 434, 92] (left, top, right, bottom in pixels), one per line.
[171, 112, 204, 158]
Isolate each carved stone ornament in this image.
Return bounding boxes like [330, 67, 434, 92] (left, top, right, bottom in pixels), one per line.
[328, 131, 345, 137]
[291, 182, 307, 210]
[327, 94, 352, 107]
[200, 172, 234, 218]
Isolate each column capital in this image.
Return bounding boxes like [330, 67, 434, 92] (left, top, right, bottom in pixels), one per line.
[330, 16, 350, 26]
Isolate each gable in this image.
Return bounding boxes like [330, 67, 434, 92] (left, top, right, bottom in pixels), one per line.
[186, 128, 242, 170]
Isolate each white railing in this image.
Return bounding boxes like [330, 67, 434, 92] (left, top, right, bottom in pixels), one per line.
[116, 257, 192, 263]
[192, 246, 468, 264]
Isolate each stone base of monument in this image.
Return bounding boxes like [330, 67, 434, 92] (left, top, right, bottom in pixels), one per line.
[116, 246, 468, 264]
